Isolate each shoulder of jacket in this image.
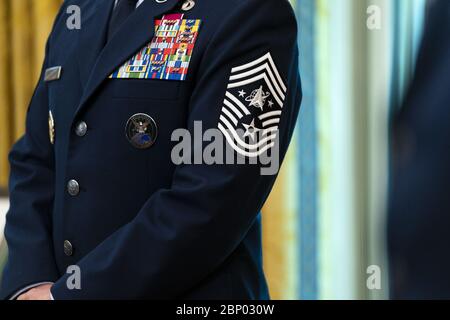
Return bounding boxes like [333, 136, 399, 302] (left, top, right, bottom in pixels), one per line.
[61, 0, 92, 9]
[202, 0, 294, 23]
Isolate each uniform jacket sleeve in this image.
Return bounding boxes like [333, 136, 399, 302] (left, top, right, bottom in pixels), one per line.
[51, 0, 301, 299]
[0, 7, 66, 300]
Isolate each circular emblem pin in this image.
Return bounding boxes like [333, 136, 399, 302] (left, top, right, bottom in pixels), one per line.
[125, 113, 158, 149]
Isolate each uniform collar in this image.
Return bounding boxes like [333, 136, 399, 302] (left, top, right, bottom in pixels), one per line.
[114, 0, 146, 9]
[74, 0, 181, 121]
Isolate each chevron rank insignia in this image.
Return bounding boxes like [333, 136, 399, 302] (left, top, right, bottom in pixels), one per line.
[110, 14, 201, 81]
[218, 52, 287, 158]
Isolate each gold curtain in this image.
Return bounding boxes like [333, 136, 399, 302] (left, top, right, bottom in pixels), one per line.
[0, 0, 62, 188]
[263, 143, 299, 299]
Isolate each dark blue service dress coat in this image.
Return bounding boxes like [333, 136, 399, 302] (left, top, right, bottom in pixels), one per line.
[0, 0, 301, 299]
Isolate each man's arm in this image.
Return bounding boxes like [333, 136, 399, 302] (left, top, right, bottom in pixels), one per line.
[51, 0, 301, 299]
[0, 5, 66, 300]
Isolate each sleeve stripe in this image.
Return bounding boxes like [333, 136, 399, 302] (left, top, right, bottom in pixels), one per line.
[230, 52, 287, 93]
[219, 124, 276, 157]
[229, 62, 286, 103]
[221, 107, 239, 126]
[225, 92, 251, 115]
[219, 116, 277, 150]
[259, 110, 282, 120]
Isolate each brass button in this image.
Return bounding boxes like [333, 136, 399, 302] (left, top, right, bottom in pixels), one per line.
[64, 240, 73, 257]
[67, 179, 80, 196]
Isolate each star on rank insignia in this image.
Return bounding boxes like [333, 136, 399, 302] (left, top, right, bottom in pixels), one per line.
[48, 110, 55, 145]
[218, 52, 287, 158]
[243, 119, 260, 140]
[110, 14, 202, 81]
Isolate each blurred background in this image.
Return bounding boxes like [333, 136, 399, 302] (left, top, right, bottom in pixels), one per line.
[0, 0, 428, 299]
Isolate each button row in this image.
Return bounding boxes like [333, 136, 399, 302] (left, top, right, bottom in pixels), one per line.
[63, 121, 88, 258]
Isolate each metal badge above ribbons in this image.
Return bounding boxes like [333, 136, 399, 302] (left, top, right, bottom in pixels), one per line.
[110, 13, 202, 81]
[44, 66, 62, 82]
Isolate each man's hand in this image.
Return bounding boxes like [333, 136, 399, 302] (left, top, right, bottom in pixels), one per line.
[17, 284, 53, 300]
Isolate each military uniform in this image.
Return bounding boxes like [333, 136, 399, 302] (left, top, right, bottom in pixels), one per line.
[0, 0, 301, 299]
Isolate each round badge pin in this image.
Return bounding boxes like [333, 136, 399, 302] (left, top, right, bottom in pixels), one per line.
[125, 113, 158, 149]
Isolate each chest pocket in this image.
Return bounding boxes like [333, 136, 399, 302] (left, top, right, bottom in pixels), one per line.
[112, 78, 181, 100]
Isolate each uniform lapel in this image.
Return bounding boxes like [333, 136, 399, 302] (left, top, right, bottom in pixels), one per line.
[76, 0, 115, 89]
[74, 0, 181, 120]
